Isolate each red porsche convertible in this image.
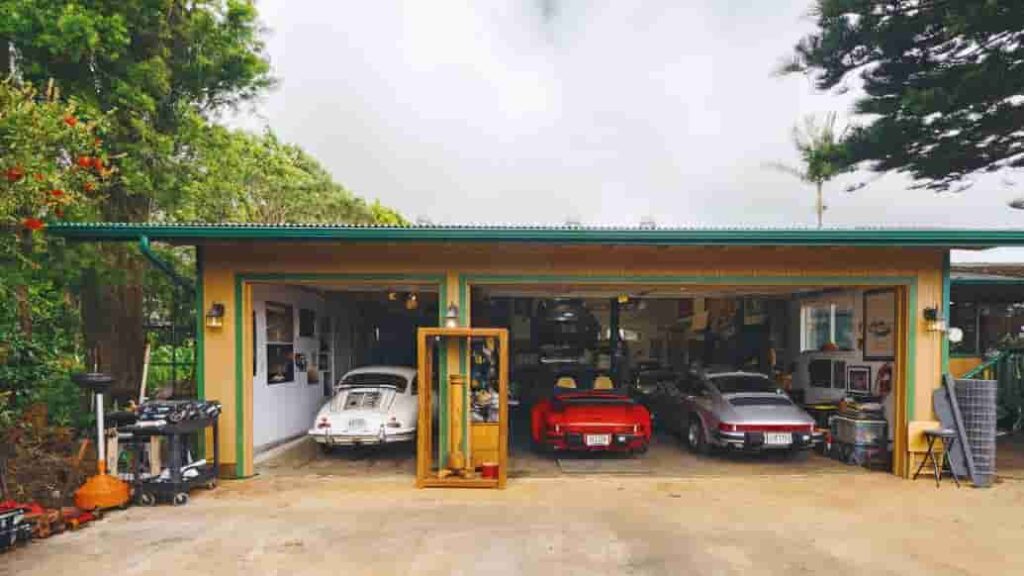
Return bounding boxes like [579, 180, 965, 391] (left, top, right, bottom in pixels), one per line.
[530, 373, 652, 453]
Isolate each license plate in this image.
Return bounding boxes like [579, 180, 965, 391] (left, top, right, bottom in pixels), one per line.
[585, 434, 611, 447]
[765, 432, 792, 446]
[347, 418, 366, 431]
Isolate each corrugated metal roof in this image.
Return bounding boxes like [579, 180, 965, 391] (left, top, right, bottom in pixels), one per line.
[44, 222, 1024, 247]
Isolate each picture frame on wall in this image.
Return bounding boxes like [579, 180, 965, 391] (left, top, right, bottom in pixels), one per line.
[742, 298, 766, 325]
[847, 365, 872, 395]
[863, 288, 897, 360]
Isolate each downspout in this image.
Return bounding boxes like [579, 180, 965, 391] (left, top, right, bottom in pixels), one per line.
[138, 235, 195, 294]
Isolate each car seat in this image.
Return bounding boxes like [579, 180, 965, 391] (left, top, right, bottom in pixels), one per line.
[555, 376, 577, 390]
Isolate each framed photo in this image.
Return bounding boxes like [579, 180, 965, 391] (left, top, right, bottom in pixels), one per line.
[743, 298, 766, 325]
[847, 365, 872, 394]
[863, 289, 897, 360]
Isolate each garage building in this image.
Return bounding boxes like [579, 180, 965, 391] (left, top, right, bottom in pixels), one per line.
[52, 223, 1024, 481]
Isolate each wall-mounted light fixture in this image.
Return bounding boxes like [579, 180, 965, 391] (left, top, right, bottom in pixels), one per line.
[205, 303, 225, 329]
[406, 292, 419, 311]
[445, 303, 460, 328]
[923, 306, 947, 333]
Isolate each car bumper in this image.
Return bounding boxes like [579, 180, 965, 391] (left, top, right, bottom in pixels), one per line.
[308, 428, 415, 446]
[543, 431, 649, 452]
[713, 430, 821, 451]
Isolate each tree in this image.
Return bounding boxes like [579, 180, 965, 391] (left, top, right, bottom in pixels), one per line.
[2, 0, 272, 398]
[170, 125, 408, 225]
[0, 80, 110, 427]
[769, 112, 851, 228]
[783, 1, 1024, 191]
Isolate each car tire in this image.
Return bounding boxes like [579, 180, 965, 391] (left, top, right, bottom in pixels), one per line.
[687, 418, 710, 456]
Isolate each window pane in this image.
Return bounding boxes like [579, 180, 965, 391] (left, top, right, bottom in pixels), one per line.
[804, 306, 830, 351]
[266, 302, 293, 343]
[834, 307, 854, 350]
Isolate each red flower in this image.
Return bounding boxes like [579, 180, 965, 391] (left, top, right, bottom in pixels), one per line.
[33, 173, 45, 182]
[84, 181, 95, 193]
[76, 156, 93, 168]
[22, 218, 44, 231]
[92, 157, 104, 171]
[63, 115, 78, 127]
[50, 189, 65, 198]
[5, 166, 24, 182]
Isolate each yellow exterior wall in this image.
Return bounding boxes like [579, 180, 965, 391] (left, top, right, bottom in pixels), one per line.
[200, 242, 947, 478]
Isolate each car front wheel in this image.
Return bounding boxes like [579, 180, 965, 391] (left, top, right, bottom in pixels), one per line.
[687, 418, 710, 456]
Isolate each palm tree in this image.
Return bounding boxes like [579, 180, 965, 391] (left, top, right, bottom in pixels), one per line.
[770, 113, 852, 228]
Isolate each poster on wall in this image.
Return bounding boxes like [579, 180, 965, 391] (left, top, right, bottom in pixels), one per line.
[863, 289, 896, 360]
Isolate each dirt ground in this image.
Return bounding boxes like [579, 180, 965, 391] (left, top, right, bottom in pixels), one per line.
[6, 466, 1024, 575]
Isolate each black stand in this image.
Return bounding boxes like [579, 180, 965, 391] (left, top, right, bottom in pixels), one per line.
[913, 429, 961, 488]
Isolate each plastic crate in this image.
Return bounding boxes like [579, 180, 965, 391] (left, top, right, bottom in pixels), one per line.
[0, 508, 28, 552]
[830, 415, 887, 446]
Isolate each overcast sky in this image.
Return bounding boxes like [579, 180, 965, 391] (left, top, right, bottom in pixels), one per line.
[232, 0, 1024, 232]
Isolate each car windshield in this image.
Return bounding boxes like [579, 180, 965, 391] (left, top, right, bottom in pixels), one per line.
[338, 372, 408, 393]
[710, 374, 779, 395]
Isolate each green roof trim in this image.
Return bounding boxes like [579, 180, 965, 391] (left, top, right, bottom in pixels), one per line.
[44, 222, 1024, 247]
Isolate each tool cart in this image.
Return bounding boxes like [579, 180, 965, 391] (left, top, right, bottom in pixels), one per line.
[120, 400, 221, 506]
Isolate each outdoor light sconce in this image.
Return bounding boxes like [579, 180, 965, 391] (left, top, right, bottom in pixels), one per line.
[444, 303, 460, 328]
[923, 306, 947, 333]
[406, 292, 419, 311]
[205, 303, 225, 329]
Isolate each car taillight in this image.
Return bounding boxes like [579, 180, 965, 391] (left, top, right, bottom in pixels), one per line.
[317, 417, 330, 429]
[719, 422, 738, 433]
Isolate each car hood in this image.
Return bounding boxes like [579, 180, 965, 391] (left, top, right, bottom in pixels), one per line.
[718, 394, 813, 425]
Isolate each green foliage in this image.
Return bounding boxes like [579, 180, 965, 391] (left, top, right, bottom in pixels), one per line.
[170, 125, 409, 224]
[2, 0, 275, 217]
[0, 243, 90, 430]
[0, 81, 106, 228]
[784, 1, 1024, 190]
[146, 341, 196, 394]
[0, 1, 406, 429]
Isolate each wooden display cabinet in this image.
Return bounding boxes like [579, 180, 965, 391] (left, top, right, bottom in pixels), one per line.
[416, 327, 509, 489]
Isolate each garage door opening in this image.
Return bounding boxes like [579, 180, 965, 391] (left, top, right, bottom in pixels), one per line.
[468, 281, 906, 478]
[250, 280, 439, 477]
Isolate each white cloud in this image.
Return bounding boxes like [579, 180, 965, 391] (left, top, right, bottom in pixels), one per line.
[235, 0, 1024, 228]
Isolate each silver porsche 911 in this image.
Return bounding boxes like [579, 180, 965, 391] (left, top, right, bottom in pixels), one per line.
[650, 370, 822, 454]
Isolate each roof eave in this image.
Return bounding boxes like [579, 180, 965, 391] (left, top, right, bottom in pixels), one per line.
[43, 223, 1024, 248]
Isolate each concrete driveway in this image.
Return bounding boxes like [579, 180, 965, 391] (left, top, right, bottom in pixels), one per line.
[5, 472, 1023, 576]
